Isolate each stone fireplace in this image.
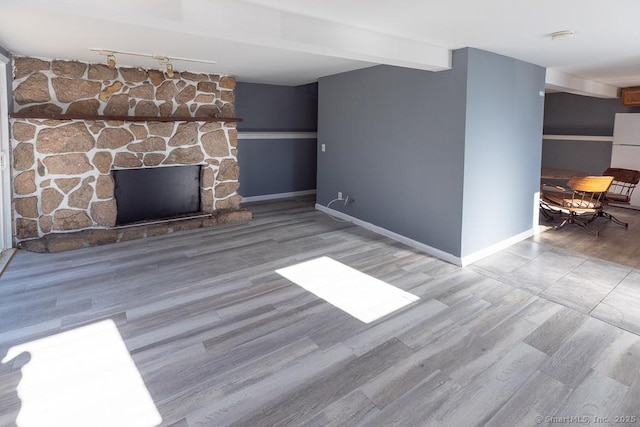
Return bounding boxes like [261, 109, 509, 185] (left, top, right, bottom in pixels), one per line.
[9, 57, 251, 252]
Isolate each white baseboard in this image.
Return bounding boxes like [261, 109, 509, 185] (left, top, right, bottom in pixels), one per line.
[460, 228, 535, 266]
[315, 204, 534, 267]
[315, 204, 462, 266]
[243, 190, 316, 203]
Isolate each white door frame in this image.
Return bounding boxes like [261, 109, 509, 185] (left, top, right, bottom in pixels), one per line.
[0, 53, 13, 249]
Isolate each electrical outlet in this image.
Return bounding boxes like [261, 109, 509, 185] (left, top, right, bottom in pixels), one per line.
[321, 144, 326, 152]
[337, 191, 343, 200]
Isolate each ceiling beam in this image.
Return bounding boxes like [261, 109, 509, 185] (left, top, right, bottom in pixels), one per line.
[545, 68, 619, 99]
[6, 0, 452, 73]
[187, 0, 452, 71]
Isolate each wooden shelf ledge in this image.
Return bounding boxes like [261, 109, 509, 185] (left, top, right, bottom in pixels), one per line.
[9, 112, 243, 123]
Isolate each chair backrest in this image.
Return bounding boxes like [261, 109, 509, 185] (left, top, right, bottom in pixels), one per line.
[567, 175, 614, 193]
[556, 176, 613, 211]
[603, 168, 640, 203]
[542, 176, 613, 213]
[603, 167, 640, 185]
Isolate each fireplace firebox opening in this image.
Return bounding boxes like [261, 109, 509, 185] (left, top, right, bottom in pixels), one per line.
[113, 165, 202, 226]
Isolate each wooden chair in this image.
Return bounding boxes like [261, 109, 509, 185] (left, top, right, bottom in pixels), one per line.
[540, 175, 614, 236]
[598, 167, 640, 227]
[603, 167, 640, 204]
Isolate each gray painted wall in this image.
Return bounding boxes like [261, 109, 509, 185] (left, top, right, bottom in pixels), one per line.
[235, 83, 317, 132]
[542, 139, 612, 176]
[317, 48, 546, 259]
[236, 138, 316, 197]
[235, 82, 318, 197]
[541, 92, 638, 177]
[544, 92, 640, 136]
[461, 49, 546, 256]
[317, 54, 469, 256]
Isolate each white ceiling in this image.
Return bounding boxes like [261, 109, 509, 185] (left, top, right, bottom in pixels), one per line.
[1, 0, 639, 97]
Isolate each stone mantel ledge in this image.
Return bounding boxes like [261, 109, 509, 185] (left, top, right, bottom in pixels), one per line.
[9, 112, 244, 123]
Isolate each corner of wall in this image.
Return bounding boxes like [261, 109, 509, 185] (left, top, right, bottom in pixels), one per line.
[0, 45, 13, 113]
[460, 48, 545, 257]
[0, 47, 13, 249]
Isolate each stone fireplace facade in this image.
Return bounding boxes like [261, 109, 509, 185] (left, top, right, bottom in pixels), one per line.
[10, 57, 249, 250]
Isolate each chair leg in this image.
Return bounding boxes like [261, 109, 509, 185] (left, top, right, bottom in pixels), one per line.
[587, 212, 599, 224]
[540, 206, 556, 221]
[540, 201, 565, 222]
[597, 211, 629, 228]
[554, 217, 569, 230]
[572, 216, 600, 236]
[554, 213, 600, 236]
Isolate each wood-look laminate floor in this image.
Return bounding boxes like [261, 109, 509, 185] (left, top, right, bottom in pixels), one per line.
[2, 196, 640, 426]
[535, 204, 640, 269]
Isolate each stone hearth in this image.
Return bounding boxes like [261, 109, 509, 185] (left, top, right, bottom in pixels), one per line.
[18, 210, 250, 253]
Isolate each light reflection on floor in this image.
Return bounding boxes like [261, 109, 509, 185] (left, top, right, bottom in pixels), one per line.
[3, 319, 161, 427]
[276, 256, 419, 323]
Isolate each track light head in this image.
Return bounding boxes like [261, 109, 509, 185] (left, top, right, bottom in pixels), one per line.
[164, 61, 174, 78]
[551, 30, 574, 41]
[106, 54, 116, 69]
[90, 48, 218, 75]
[153, 55, 175, 77]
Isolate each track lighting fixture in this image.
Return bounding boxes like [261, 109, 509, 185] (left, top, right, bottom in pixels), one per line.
[89, 48, 217, 76]
[164, 61, 174, 78]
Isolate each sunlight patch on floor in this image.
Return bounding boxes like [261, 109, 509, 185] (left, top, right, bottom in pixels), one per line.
[3, 319, 161, 427]
[276, 256, 419, 323]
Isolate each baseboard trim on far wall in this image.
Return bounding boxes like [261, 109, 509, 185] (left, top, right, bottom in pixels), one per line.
[315, 204, 535, 267]
[315, 204, 462, 266]
[242, 190, 317, 203]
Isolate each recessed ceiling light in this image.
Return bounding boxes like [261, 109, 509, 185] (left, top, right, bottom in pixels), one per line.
[551, 30, 574, 41]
